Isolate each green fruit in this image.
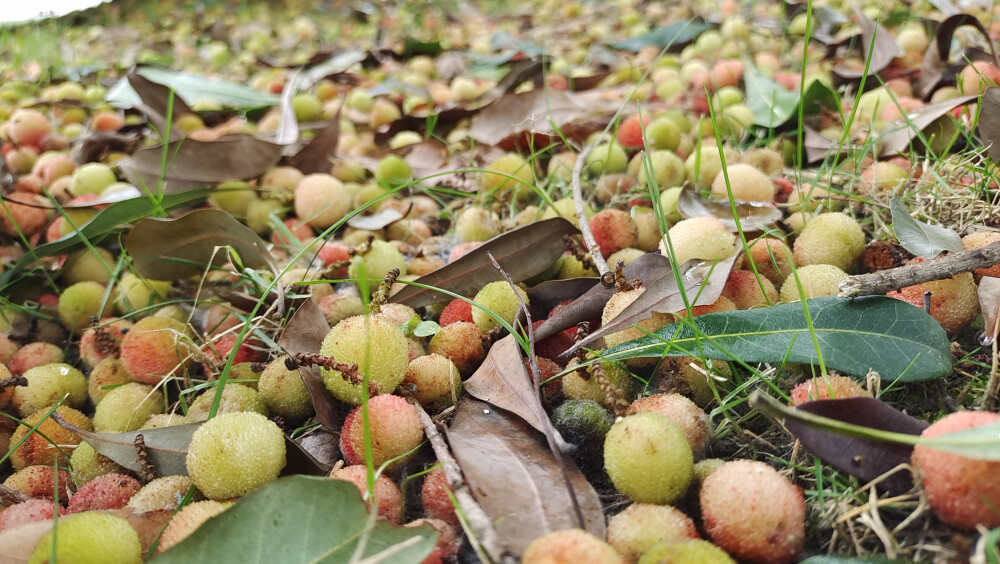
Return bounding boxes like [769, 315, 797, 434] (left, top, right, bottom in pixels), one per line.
[186, 383, 269, 422]
[645, 117, 681, 151]
[470, 281, 529, 333]
[13, 363, 87, 417]
[320, 315, 410, 404]
[70, 163, 116, 196]
[292, 93, 323, 122]
[28, 512, 142, 564]
[585, 142, 628, 176]
[259, 355, 313, 422]
[348, 239, 408, 288]
[61, 247, 115, 285]
[552, 399, 614, 451]
[209, 180, 258, 216]
[115, 272, 171, 316]
[374, 154, 412, 187]
[69, 441, 129, 487]
[479, 153, 535, 201]
[792, 212, 865, 272]
[638, 539, 736, 564]
[604, 412, 693, 504]
[58, 281, 113, 332]
[93, 382, 164, 432]
[186, 411, 286, 500]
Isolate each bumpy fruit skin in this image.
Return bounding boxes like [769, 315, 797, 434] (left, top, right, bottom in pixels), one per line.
[58, 281, 113, 332]
[331, 465, 404, 523]
[186, 411, 287, 500]
[793, 212, 865, 272]
[590, 209, 639, 258]
[700, 460, 805, 564]
[887, 262, 979, 332]
[27, 512, 142, 564]
[127, 475, 199, 512]
[480, 153, 535, 201]
[721, 269, 777, 309]
[69, 441, 129, 486]
[660, 217, 737, 266]
[10, 406, 91, 470]
[259, 356, 313, 422]
[13, 363, 87, 417]
[78, 317, 131, 368]
[93, 383, 164, 432]
[8, 342, 64, 376]
[118, 316, 194, 384]
[421, 467, 459, 527]
[606, 503, 699, 562]
[4, 466, 73, 500]
[911, 411, 1000, 530]
[438, 299, 473, 326]
[562, 359, 638, 410]
[320, 315, 410, 404]
[87, 358, 133, 405]
[585, 142, 629, 176]
[0, 499, 55, 531]
[628, 394, 710, 461]
[601, 287, 672, 350]
[158, 500, 233, 553]
[605, 413, 693, 504]
[637, 539, 736, 563]
[402, 354, 462, 409]
[779, 264, 848, 302]
[348, 239, 408, 286]
[455, 206, 501, 242]
[789, 375, 867, 405]
[67, 472, 141, 513]
[339, 394, 424, 469]
[743, 238, 795, 286]
[962, 232, 1000, 278]
[428, 321, 485, 377]
[115, 272, 170, 315]
[711, 163, 775, 202]
[294, 173, 351, 229]
[685, 146, 740, 190]
[521, 529, 623, 564]
[186, 383, 269, 422]
[552, 399, 614, 452]
[471, 281, 529, 333]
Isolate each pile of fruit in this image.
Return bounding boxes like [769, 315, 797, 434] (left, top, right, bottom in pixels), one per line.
[3, 0, 1000, 561]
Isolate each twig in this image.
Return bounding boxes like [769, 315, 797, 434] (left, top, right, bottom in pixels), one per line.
[839, 241, 1000, 297]
[569, 142, 610, 276]
[411, 401, 512, 564]
[486, 252, 584, 529]
[0, 484, 29, 506]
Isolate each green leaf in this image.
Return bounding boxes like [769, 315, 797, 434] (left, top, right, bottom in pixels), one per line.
[601, 296, 952, 382]
[151, 476, 438, 564]
[890, 197, 964, 259]
[0, 190, 212, 290]
[413, 320, 441, 338]
[919, 421, 1000, 460]
[106, 66, 279, 110]
[606, 20, 712, 52]
[744, 63, 801, 128]
[800, 78, 840, 119]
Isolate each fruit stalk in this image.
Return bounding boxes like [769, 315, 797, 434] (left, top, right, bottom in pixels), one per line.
[839, 241, 1000, 297]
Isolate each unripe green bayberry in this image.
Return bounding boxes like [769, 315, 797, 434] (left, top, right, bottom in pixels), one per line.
[13, 363, 87, 417]
[93, 383, 164, 432]
[471, 281, 528, 332]
[28, 512, 141, 564]
[186, 411, 286, 500]
[605, 412, 693, 504]
[58, 281, 113, 332]
[259, 355, 313, 422]
[320, 315, 410, 404]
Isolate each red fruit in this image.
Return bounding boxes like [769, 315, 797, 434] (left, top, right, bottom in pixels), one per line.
[330, 465, 403, 523]
[911, 411, 1000, 530]
[3, 466, 74, 501]
[406, 518, 459, 564]
[0, 499, 56, 531]
[66, 473, 141, 513]
[887, 258, 979, 332]
[119, 316, 194, 384]
[590, 209, 638, 258]
[8, 109, 52, 148]
[427, 321, 486, 377]
[78, 317, 131, 368]
[317, 242, 351, 277]
[421, 467, 458, 528]
[788, 375, 867, 406]
[339, 394, 424, 470]
[531, 320, 576, 364]
[616, 114, 653, 149]
[700, 460, 805, 564]
[8, 342, 64, 376]
[438, 298, 473, 326]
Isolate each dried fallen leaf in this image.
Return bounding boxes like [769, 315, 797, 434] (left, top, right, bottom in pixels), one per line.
[126, 72, 193, 140]
[445, 398, 605, 557]
[979, 87, 1000, 161]
[125, 208, 276, 280]
[119, 134, 282, 194]
[463, 335, 547, 434]
[879, 95, 977, 157]
[390, 217, 578, 308]
[832, 6, 902, 82]
[469, 89, 619, 147]
[917, 14, 997, 99]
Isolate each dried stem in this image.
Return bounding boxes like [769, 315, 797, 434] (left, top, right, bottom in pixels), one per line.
[285, 353, 360, 384]
[592, 362, 628, 417]
[570, 142, 610, 276]
[412, 401, 513, 564]
[369, 268, 400, 315]
[839, 241, 1000, 297]
[134, 434, 155, 483]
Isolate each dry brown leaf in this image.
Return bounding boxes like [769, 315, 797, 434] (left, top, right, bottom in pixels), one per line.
[917, 14, 998, 99]
[879, 94, 977, 157]
[278, 299, 339, 431]
[469, 88, 620, 147]
[676, 189, 782, 233]
[832, 5, 902, 82]
[463, 335, 548, 433]
[445, 398, 605, 557]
